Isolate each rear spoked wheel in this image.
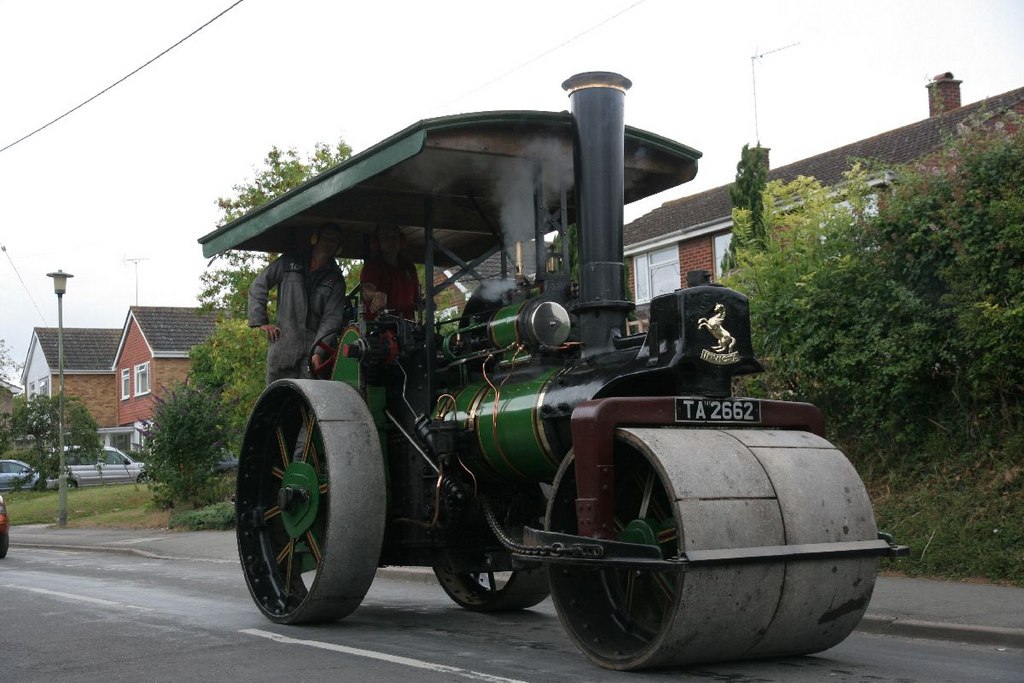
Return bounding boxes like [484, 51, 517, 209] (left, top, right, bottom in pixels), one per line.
[236, 379, 385, 624]
[433, 565, 549, 612]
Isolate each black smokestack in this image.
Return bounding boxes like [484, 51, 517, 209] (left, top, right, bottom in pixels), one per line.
[562, 71, 633, 358]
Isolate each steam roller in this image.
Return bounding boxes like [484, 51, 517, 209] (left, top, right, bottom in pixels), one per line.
[204, 68, 906, 672]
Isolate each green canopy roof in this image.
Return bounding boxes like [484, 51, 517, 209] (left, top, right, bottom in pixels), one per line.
[198, 110, 701, 265]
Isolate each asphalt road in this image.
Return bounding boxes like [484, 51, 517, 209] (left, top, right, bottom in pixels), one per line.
[2, 543, 1022, 682]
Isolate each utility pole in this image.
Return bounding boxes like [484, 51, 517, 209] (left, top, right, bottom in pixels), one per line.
[123, 256, 148, 305]
[750, 43, 799, 145]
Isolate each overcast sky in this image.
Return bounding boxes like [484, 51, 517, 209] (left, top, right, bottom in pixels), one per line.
[2, 0, 1023, 383]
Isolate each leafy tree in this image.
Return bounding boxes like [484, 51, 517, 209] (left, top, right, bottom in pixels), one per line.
[724, 169, 893, 430]
[0, 337, 18, 383]
[0, 413, 10, 454]
[727, 144, 770, 269]
[143, 382, 227, 508]
[6, 395, 101, 483]
[217, 141, 354, 224]
[188, 318, 268, 450]
[199, 140, 355, 318]
[198, 251, 268, 321]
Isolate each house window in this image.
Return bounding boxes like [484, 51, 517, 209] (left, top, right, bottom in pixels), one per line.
[109, 432, 133, 452]
[121, 368, 131, 399]
[633, 246, 680, 304]
[37, 377, 49, 397]
[134, 362, 151, 396]
[714, 232, 734, 279]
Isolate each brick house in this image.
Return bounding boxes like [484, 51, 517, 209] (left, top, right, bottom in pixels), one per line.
[624, 73, 1024, 323]
[111, 306, 218, 451]
[1, 379, 22, 414]
[20, 327, 121, 428]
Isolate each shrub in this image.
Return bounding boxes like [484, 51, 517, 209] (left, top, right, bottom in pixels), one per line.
[144, 382, 227, 509]
[727, 123, 1024, 449]
[169, 501, 235, 530]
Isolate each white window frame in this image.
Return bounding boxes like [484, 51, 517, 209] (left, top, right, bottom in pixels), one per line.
[633, 245, 680, 304]
[121, 368, 131, 400]
[713, 232, 734, 279]
[133, 362, 151, 397]
[38, 377, 49, 397]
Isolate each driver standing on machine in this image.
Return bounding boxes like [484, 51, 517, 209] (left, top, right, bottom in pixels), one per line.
[248, 222, 348, 384]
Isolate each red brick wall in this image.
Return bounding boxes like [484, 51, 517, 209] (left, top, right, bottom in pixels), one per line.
[680, 236, 714, 278]
[117, 322, 155, 426]
[115, 323, 197, 426]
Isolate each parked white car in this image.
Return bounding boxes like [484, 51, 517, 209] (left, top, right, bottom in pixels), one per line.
[64, 446, 146, 487]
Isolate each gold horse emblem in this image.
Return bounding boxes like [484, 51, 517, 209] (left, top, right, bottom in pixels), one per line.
[697, 303, 737, 354]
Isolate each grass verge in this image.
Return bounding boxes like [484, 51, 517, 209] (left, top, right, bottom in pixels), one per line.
[852, 433, 1023, 587]
[868, 466, 1023, 586]
[3, 484, 233, 531]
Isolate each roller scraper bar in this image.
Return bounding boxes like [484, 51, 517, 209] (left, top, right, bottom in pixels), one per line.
[518, 527, 907, 570]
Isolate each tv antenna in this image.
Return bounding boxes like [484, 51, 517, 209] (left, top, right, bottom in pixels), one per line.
[751, 42, 799, 144]
[123, 256, 148, 305]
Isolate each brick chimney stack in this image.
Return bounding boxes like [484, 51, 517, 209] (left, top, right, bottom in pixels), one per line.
[927, 72, 962, 117]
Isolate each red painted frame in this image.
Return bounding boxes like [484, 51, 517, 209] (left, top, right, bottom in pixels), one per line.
[569, 396, 825, 539]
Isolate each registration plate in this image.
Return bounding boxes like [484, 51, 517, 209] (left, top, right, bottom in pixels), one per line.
[675, 398, 761, 424]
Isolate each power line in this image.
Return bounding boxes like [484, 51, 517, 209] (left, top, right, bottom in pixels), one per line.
[1, 244, 49, 326]
[0, 0, 247, 156]
[432, 0, 648, 113]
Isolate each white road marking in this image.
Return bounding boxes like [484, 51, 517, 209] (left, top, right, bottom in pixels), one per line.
[19, 548, 77, 556]
[4, 584, 154, 611]
[108, 536, 170, 545]
[240, 628, 529, 683]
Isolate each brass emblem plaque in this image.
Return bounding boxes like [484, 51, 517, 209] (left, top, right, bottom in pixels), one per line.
[697, 302, 740, 365]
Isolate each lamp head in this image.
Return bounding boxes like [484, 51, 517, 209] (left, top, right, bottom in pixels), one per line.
[47, 269, 74, 295]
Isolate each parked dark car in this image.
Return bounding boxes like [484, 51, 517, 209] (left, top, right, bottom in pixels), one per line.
[0, 459, 39, 491]
[0, 494, 10, 558]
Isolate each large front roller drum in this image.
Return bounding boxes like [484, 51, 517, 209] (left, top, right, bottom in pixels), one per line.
[236, 379, 386, 624]
[546, 428, 878, 670]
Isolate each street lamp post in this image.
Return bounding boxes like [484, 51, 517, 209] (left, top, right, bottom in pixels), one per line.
[47, 269, 73, 528]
